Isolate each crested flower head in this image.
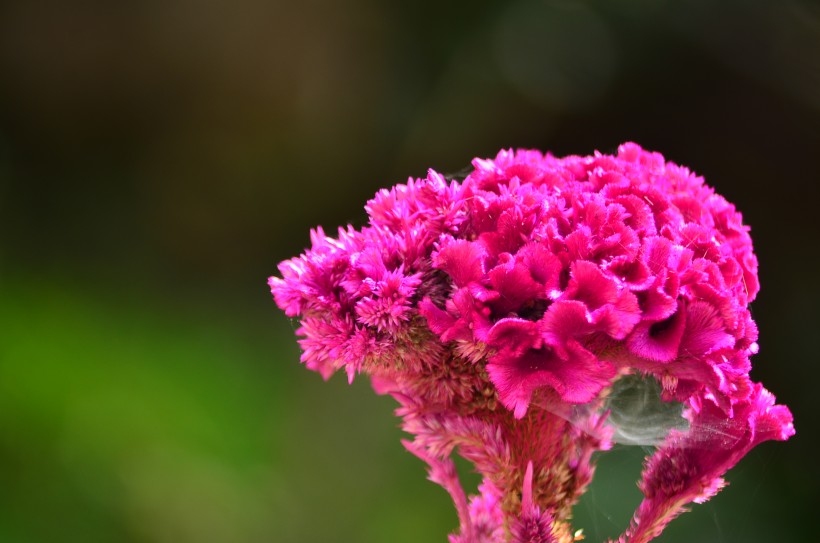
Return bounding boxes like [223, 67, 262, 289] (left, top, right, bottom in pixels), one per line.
[269, 143, 793, 543]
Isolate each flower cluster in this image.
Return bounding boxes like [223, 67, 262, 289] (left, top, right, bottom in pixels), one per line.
[269, 143, 794, 543]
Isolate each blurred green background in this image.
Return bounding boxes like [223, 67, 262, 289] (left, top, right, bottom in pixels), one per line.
[0, 0, 817, 541]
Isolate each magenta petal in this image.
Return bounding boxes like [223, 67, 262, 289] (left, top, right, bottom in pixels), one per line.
[419, 297, 458, 336]
[564, 260, 619, 309]
[434, 239, 487, 287]
[488, 253, 545, 315]
[420, 289, 493, 344]
[639, 286, 678, 321]
[487, 340, 615, 418]
[487, 318, 542, 356]
[627, 301, 687, 362]
[466, 282, 500, 304]
[451, 289, 494, 341]
[540, 300, 592, 349]
[680, 300, 735, 358]
[608, 255, 653, 290]
[642, 236, 673, 274]
[591, 289, 642, 340]
[487, 348, 563, 418]
[479, 207, 534, 255]
[616, 194, 657, 235]
[749, 387, 796, 443]
[519, 242, 562, 293]
[548, 341, 617, 403]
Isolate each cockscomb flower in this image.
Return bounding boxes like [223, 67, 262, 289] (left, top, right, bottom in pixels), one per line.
[269, 143, 794, 543]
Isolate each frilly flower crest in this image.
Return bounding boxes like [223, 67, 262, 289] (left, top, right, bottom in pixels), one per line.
[269, 143, 793, 543]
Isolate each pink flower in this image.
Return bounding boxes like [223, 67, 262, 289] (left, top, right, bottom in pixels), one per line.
[269, 143, 793, 543]
[509, 462, 559, 543]
[619, 384, 795, 543]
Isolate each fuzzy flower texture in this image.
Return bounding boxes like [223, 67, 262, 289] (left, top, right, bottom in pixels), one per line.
[269, 143, 794, 543]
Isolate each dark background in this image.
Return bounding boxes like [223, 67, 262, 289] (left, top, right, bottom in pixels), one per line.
[0, 1, 817, 542]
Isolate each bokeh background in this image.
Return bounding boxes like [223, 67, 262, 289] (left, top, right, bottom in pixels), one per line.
[1, 0, 818, 541]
